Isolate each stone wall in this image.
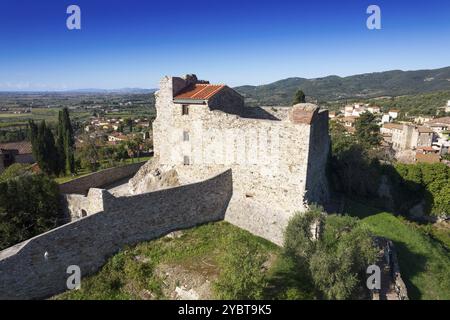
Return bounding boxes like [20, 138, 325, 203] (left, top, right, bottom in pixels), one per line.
[0, 170, 232, 300]
[148, 75, 330, 245]
[61, 188, 108, 221]
[59, 162, 146, 195]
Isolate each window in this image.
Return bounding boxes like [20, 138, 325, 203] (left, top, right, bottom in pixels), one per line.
[183, 156, 190, 165]
[183, 131, 189, 141]
[182, 104, 189, 115]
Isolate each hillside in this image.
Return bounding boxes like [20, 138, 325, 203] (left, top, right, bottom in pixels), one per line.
[55, 209, 449, 300]
[234, 66, 450, 106]
[54, 222, 315, 300]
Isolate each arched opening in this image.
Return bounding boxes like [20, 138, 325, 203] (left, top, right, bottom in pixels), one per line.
[81, 209, 87, 217]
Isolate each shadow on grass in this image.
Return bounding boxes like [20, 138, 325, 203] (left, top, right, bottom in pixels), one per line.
[391, 241, 427, 300]
[263, 254, 317, 300]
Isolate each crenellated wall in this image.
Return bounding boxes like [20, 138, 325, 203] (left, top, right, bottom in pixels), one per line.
[0, 170, 232, 300]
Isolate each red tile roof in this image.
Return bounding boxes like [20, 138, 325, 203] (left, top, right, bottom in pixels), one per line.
[174, 84, 225, 101]
[0, 141, 32, 154]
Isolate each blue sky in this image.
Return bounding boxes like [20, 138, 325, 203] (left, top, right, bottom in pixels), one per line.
[0, 0, 449, 90]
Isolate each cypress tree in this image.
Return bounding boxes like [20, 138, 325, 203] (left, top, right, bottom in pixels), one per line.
[61, 108, 75, 174]
[56, 111, 66, 174]
[56, 108, 75, 175]
[293, 89, 306, 105]
[39, 121, 60, 175]
[28, 120, 39, 161]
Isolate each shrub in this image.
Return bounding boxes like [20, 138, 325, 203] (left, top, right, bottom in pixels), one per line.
[283, 208, 377, 300]
[214, 234, 268, 300]
[0, 173, 61, 250]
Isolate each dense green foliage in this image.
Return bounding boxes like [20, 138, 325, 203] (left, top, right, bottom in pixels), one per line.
[355, 112, 381, 147]
[0, 128, 28, 143]
[330, 120, 449, 217]
[0, 171, 61, 250]
[393, 163, 450, 217]
[214, 234, 268, 299]
[29, 108, 75, 176]
[56, 108, 75, 175]
[29, 120, 61, 175]
[235, 67, 450, 106]
[284, 207, 377, 300]
[366, 90, 450, 116]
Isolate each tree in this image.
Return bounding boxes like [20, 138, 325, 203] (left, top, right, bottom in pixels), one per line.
[77, 135, 100, 172]
[0, 173, 61, 250]
[214, 234, 268, 299]
[309, 215, 377, 300]
[355, 112, 381, 147]
[284, 205, 325, 260]
[56, 111, 66, 174]
[57, 108, 75, 175]
[284, 210, 377, 300]
[293, 90, 306, 105]
[125, 118, 133, 133]
[29, 120, 60, 176]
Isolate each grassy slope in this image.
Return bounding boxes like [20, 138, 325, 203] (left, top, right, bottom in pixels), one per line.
[56, 200, 449, 300]
[344, 200, 450, 300]
[55, 222, 314, 300]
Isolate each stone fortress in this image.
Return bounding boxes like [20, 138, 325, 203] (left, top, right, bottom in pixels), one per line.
[132, 74, 330, 244]
[0, 74, 330, 299]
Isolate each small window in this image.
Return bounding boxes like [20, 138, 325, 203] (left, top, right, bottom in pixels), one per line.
[183, 131, 189, 141]
[81, 209, 87, 217]
[182, 104, 189, 115]
[183, 156, 190, 165]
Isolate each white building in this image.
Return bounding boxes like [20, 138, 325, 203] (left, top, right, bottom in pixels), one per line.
[388, 110, 400, 119]
[381, 114, 391, 124]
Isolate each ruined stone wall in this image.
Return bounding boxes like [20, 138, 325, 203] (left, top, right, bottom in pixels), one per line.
[151, 76, 330, 245]
[305, 109, 330, 204]
[59, 162, 145, 195]
[0, 170, 232, 300]
[61, 188, 108, 221]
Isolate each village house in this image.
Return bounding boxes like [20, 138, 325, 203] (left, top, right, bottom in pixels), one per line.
[381, 123, 434, 152]
[0, 141, 34, 173]
[367, 106, 381, 114]
[388, 110, 400, 119]
[381, 113, 391, 124]
[424, 117, 450, 138]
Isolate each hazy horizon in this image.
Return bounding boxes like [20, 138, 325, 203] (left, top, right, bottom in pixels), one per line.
[2, 0, 450, 91]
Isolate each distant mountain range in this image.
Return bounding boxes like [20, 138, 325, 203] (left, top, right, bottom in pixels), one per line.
[234, 66, 450, 106]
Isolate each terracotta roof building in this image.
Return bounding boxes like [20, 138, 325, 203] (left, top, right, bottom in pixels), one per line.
[173, 84, 226, 103]
[0, 141, 34, 173]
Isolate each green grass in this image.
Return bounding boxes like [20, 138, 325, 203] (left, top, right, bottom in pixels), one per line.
[344, 199, 450, 300]
[54, 221, 315, 300]
[0, 109, 90, 128]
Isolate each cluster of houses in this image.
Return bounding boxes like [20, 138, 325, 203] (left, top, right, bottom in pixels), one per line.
[330, 103, 393, 134]
[84, 116, 151, 144]
[330, 101, 450, 164]
[380, 117, 450, 163]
